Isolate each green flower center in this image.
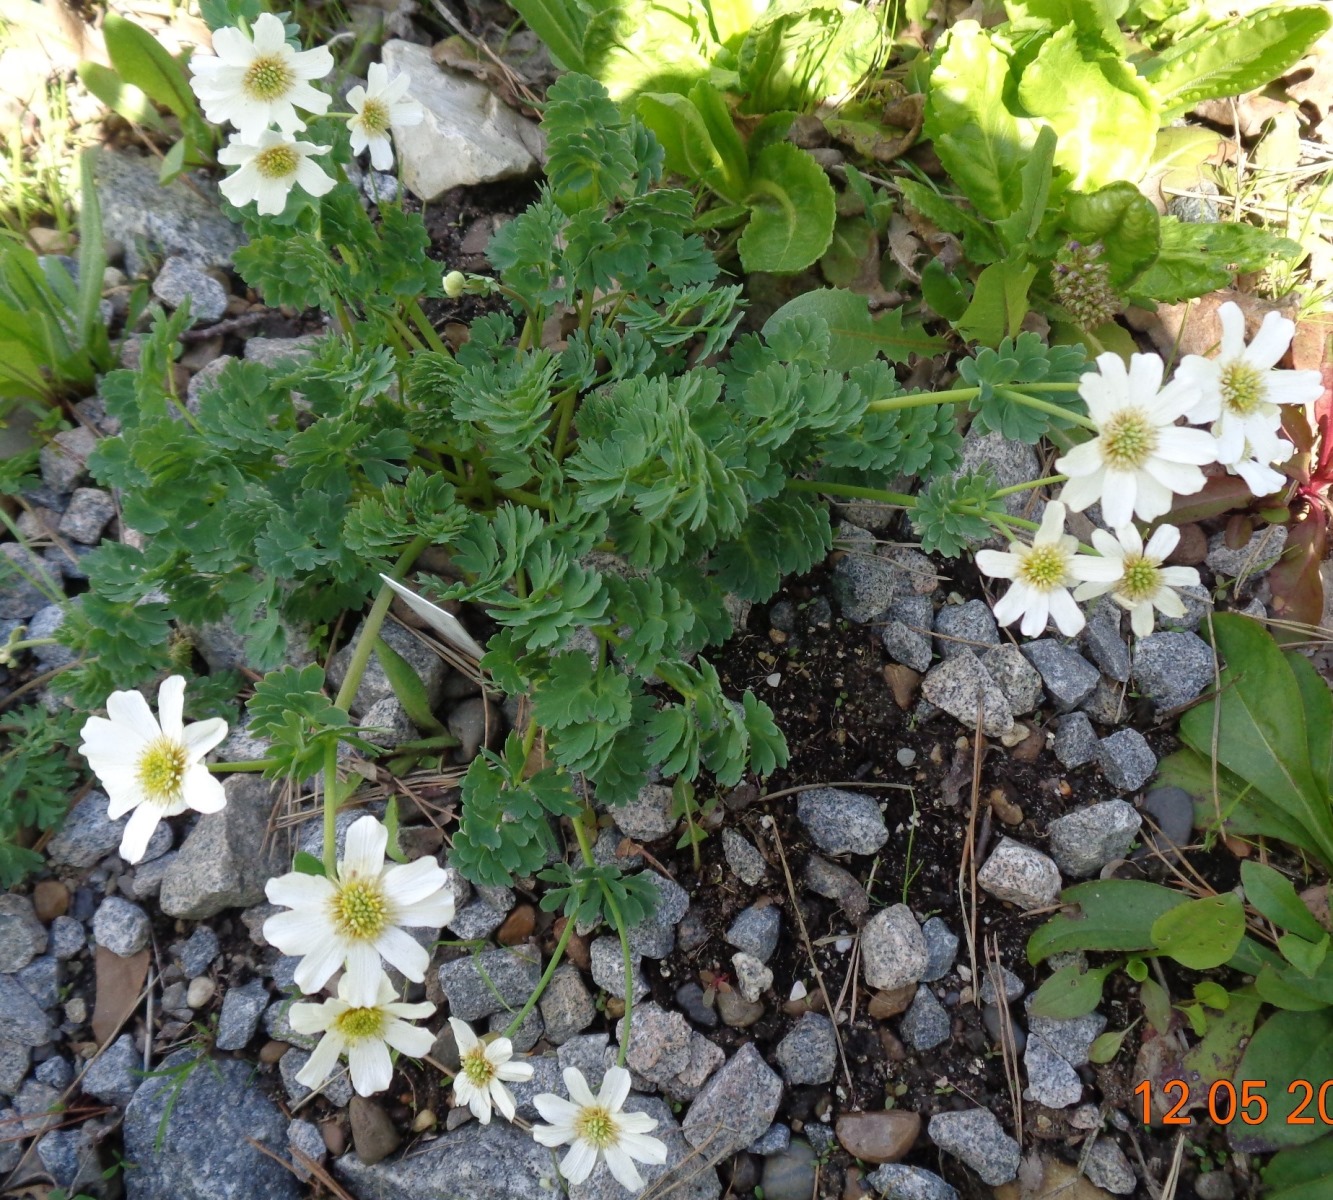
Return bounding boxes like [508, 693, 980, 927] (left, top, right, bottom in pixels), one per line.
[461, 1046, 497, 1088]
[1119, 555, 1161, 603]
[136, 737, 188, 806]
[1220, 360, 1266, 416]
[243, 54, 295, 102]
[575, 1106, 618, 1149]
[254, 144, 299, 180]
[1016, 543, 1069, 592]
[359, 98, 391, 136]
[1100, 408, 1158, 471]
[333, 1005, 386, 1041]
[330, 879, 388, 940]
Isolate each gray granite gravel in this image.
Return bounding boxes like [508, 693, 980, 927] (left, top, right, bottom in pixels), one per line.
[934, 600, 999, 658]
[797, 787, 888, 856]
[980, 644, 1043, 714]
[214, 979, 269, 1051]
[774, 1012, 837, 1084]
[725, 905, 781, 963]
[920, 918, 958, 982]
[439, 946, 543, 1020]
[92, 897, 150, 957]
[82, 1033, 139, 1106]
[0, 895, 46, 973]
[928, 1108, 1020, 1185]
[1096, 728, 1157, 792]
[1053, 712, 1099, 768]
[1082, 613, 1130, 682]
[539, 963, 596, 1044]
[682, 1041, 783, 1159]
[921, 649, 1014, 736]
[901, 986, 951, 1050]
[977, 838, 1062, 909]
[722, 829, 767, 885]
[1048, 800, 1142, 877]
[861, 904, 928, 991]
[1021, 640, 1100, 711]
[1131, 631, 1214, 711]
[865, 1163, 959, 1200]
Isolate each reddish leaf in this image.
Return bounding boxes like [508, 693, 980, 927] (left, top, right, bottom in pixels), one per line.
[1268, 513, 1327, 638]
[1166, 473, 1263, 524]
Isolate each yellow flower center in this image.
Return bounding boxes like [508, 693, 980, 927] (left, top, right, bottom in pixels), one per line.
[1119, 555, 1161, 603]
[330, 879, 389, 940]
[461, 1046, 497, 1088]
[333, 1005, 386, 1041]
[575, 1105, 618, 1149]
[1016, 543, 1069, 592]
[1220, 360, 1266, 416]
[243, 53, 295, 102]
[1099, 408, 1159, 471]
[254, 144, 299, 180]
[136, 737, 188, 806]
[359, 98, 391, 137]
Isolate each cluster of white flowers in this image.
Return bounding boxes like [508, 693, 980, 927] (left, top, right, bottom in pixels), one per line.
[980, 302, 1322, 638]
[77, 676, 666, 1191]
[188, 14, 422, 214]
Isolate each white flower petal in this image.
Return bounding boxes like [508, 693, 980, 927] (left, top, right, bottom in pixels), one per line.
[1018, 589, 1051, 638]
[974, 549, 1018, 581]
[296, 1030, 345, 1088]
[560, 1140, 599, 1185]
[382, 857, 450, 907]
[105, 689, 162, 743]
[182, 716, 229, 759]
[267, 870, 336, 908]
[156, 676, 186, 740]
[119, 803, 163, 864]
[1048, 588, 1086, 637]
[342, 815, 388, 878]
[1144, 524, 1179, 561]
[564, 1068, 598, 1109]
[349, 1039, 394, 1096]
[372, 925, 430, 982]
[604, 1145, 647, 1192]
[598, 1066, 632, 1112]
[1243, 310, 1296, 371]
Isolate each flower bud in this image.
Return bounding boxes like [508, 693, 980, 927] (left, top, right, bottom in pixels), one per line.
[1051, 241, 1121, 332]
[443, 270, 466, 298]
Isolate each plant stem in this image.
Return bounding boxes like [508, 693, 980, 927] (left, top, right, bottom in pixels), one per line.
[406, 299, 449, 354]
[322, 739, 341, 879]
[994, 386, 1098, 431]
[571, 812, 633, 1067]
[866, 379, 1083, 414]
[502, 917, 575, 1039]
[787, 479, 916, 507]
[989, 474, 1067, 500]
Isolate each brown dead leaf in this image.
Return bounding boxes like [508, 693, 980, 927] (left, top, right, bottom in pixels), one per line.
[1128, 289, 1298, 360]
[885, 212, 923, 283]
[1287, 38, 1333, 132]
[92, 946, 149, 1045]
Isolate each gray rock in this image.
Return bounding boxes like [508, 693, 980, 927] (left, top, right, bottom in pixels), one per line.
[927, 1108, 1020, 1185]
[57, 487, 116, 544]
[797, 787, 888, 856]
[123, 1050, 300, 1200]
[14, 1078, 60, 1135]
[683, 1041, 783, 1159]
[1053, 712, 1099, 768]
[1083, 613, 1130, 682]
[980, 644, 1043, 715]
[1081, 676, 1126, 725]
[861, 904, 928, 991]
[934, 600, 999, 658]
[1195, 1173, 1236, 1200]
[187, 610, 314, 675]
[0, 1106, 19, 1172]
[0, 894, 46, 973]
[626, 871, 689, 960]
[1048, 800, 1142, 878]
[380, 40, 540, 201]
[722, 829, 767, 886]
[160, 775, 287, 918]
[978, 966, 1025, 1005]
[37, 425, 96, 494]
[96, 149, 246, 278]
[1132, 631, 1214, 711]
[1168, 185, 1221, 223]
[0, 541, 59, 619]
[82, 1033, 140, 1105]
[447, 897, 509, 941]
[749, 1123, 792, 1155]
[45, 542, 93, 581]
[660, 1032, 724, 1103]
[36, 1054, 72, 1089]
[37, 1122, 103, 1193]
[831, 526, 905, 623]
[977, 838, 1062, 909]
[0, 1037, 28, 1096]
[1084, 1137, 1137, 1194]
[921, 650, 1015, 737]
[288, 1117, 327, 1182]
[880, 593, 934, 671]
[1206, 525, 1287, 578]
[804, 855, 869, 924]
[920, 918, 958, 982]
[611, 783, 676, 842]
[175, 926, 221, 978]
[590, 936, 649, 1001]
[774, 1012, 836, 1084]
[280, 1047, 353, 1106]
[865, 1163, 959, 1200]
[92, 896, 150, 957]
[360, 696, 420, 749]
[901, 985, 951, 1050]
[556, 1034, 611, 1093]
[761, 1139, 816, 1200]
[617, 1002, 692, 1084]
[448, 695, 497, 763]
[152, 255, 228, 324]
[1141, 786, 1194, 855]
[127, 851, 177, 900]
[725, 905, 780, 963]
[731, 951, 772, 1002]
[24, 602, 76, 671]
[1023, 1033, 1084, 1108]
[539, 963, 596, 1044]
[243, 333, 327, 367]
[19, 955, 59, 1009]
[49, 916, 84, 960]
[439, 946, 542, 1020]
[265, 998, 319, 1050]
[1021, 640, 1100, 711]
[215, 978, 269, 1051]
[960, 429, 1041, 518]
[328, 616, 449, 718]
[1025, 995, 1106, 1067]
[1096, 729, 1157, 792]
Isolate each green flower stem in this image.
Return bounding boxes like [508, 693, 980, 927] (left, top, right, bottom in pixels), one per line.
[322, 534, 429, 876]
[406, 299, 449, 355]
[989, 474, 1067, 500]
[866, 380, 1086, 417]
[571, 813, 633, 1068]
[994, 386, 1098, 432]
[787, 479, 916, 507]
[501, 916, 575, 1040]
[208, 758, 282, 773]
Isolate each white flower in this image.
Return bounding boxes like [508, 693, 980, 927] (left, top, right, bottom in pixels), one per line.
[1074, 524, 1203, 638]
[1175, 301, 1323, 497]
[976, 501, 1120, 638]
[532, 1066, 667, 1192]
[347, 63, 422, 171]
[443, 270, 467, 298]
[189, 13, 333, 142]
[289, 970, 434, 1097]
[1055, 352, 1217, 527]
[218, 130, 335, 216]
[78, 676, 228, 864]
[263, 814, 455, 995]
[449, 1017, 534, 1124]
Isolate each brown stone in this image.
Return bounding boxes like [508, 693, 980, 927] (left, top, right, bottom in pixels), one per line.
[349, 1097, 401, 1165]
[32, 880, 69, 923]
[882, 663, 920, 710]
[258, 1039, 288, 1064]
[835, 1110, 921, 1164]
[1165, 523, 1208, 566]
[557, 918, 591, 970]
[716, 987, 765, 1028]
[868, 985, 915, 1019]
[319, 1119, 346, 1156]
[497, 904, 536, 946]
[878, 1028, 905, 1062]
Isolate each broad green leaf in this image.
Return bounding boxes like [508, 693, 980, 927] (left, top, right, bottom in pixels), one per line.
[1017, 25, 1158, 190]
[1088, 1025, 1132, 1064]
[995, 124, 1057, 250]
[923, 21, 1039, 222]
[292, 851, 326, 876]
[1267, 1134, 1333, 1200]
[920, 259, 969, 321]
[383, 796, 408, 864]
[1180, 614, 1333, 872]
[75, 150, 108, 350]
[762, 288, 946, 371]
[638, 92, 727, 185]
[954, 256, 1036, 346]
[507, 0, 588, 71]
[103, 14, 199, 124]
[158, 139, 189, 186]
[1060, 181, 1161, 287]
[1003, 0, 1127, 48]
[1290, 650, 1333, 793]
[1028, 963, 1114, 1019]
[688, 79, 749, 200]
[1131, 218, 1303, 304]
[1257, 962, 1333, 1011]
[820, 217, 878, 289]
[737, 142, 836, 273]
[705, 0, 762, 45]
[1242, 861, 1328, 943]
[1140, 976, 1172, 1033]
[1151, 893, 1245, 970]
[1181, 988, 1261, 1085]
[1194, 980, 1230, 1010]
[1145, 6, 1332, 118]
[1230, 1009, 1333, 1151]
[1280, 933, 1330, 979]
[76, 61, 167, 130]
[1028, 879, 1190, 963]
[581, 0, 714, 100]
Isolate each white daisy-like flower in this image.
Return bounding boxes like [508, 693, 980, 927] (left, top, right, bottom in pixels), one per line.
[532, 1066, 668, 1192]
[289, 969, 434, 1097]
[217, 130, 335, 216]
[1175, 301, 1323, 498]
[449, 1017, 534, 1124]
[78, 676, 228, 864]
[975, 500, 1120, 638]
[1074, 524, 1203, 638]
[188, 13, 333, 142]
[1055, 352, 1217, 527]
[346, 63, 422, 171]
[263, 814, 455, 995]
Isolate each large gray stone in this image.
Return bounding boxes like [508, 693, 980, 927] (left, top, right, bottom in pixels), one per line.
[977, 838, 1062, 909]
[123, 1051, 300, 1200]
[880, 593, 934, 672]
[921, 650, 1014, 737]
[0, 541, 59, 619]
[626, 871, 689, 960]
[1206, 525, 1287, 577]
[617, 1002, 692, 1085]
[960, 429, 1040, 518]
[933, 600, 999, 658]
[1096, 729, 1157, 792]
[380, 40, 541, 202]
[1048, 800, 1142, 878]
[92, 897, 151, 957]
[775, 1013, 837, 1084]
[865, 1163, 958, 1200]
[0, 894, 46, 973]
[160, 776, 287, 919]
[683, 1042, 783, 1160]
[0, 972, 52, 1046]
[1053, 712, 1099, 769]
[215, 978, 270, 1051]
[900, 985, 951, 1050]
[831, 525, 908, 623]
[861, 904, 928, 991]
[611, 783, 676, 842]
[438, 946, 542, 1021]
[980, 644, 1043, 715]
[152, 255, 228, 324]
[0, 1037, 28, 1096]
[82, 1033, 139, 1106]
[725, 905, 781, 963]
[797, 787, 889, 856]
[1131, 632, 1214, 711]
[539, 963, 596, 1044]
[928, 1108, 1020, 1185]
[1021, 640, 1100, 711]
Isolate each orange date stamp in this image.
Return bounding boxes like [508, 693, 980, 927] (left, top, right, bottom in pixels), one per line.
[1136, 1079, 1333, 1126]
